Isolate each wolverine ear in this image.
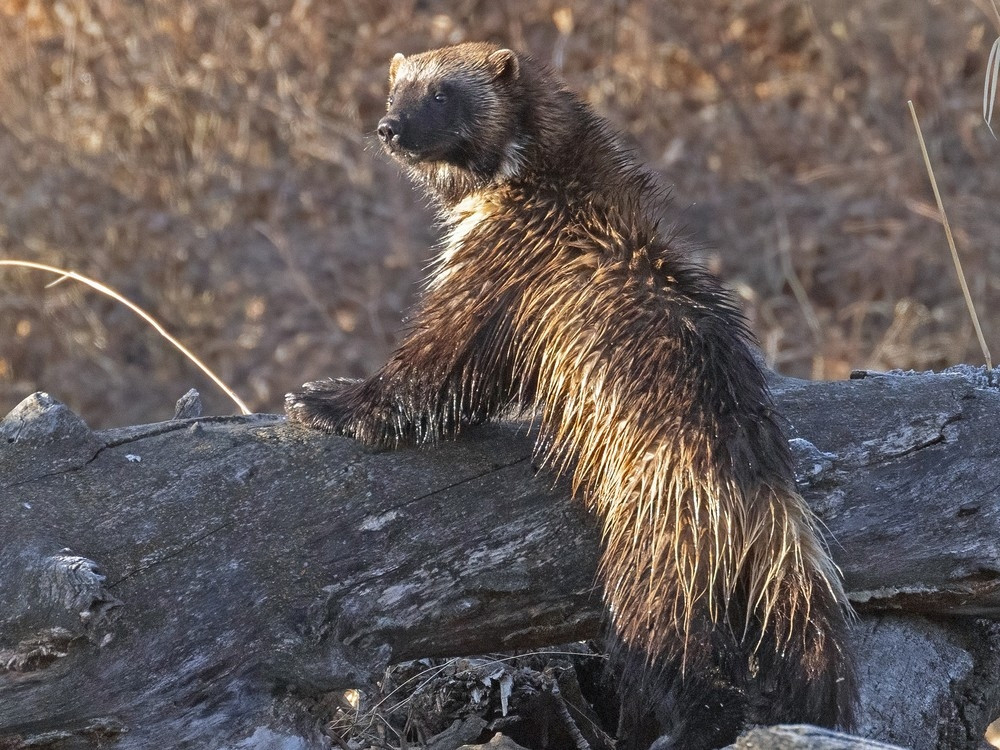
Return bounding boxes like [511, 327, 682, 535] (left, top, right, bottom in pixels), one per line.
[486, 48, 519, 82]
[389, 52, 406, 85]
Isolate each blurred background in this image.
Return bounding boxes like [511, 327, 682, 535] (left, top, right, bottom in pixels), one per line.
[0, 0, 997, 428]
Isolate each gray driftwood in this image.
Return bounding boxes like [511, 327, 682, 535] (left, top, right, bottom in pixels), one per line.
[1, 367, 999, 750]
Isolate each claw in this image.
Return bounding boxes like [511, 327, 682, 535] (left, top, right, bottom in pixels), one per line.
[283, 378, 361, 432]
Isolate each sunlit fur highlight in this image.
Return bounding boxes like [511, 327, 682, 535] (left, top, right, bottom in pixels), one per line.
[286, 42, 856, 749]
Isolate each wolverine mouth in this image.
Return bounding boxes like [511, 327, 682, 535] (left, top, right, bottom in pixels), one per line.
[382, 140, 446, 164]
[384, 143, 422, 161]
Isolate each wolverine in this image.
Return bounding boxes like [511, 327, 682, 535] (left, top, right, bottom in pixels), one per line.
[286, 42, 857, 749]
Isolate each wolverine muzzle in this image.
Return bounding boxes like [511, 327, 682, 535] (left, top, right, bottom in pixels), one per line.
[377, 116, 401, 147]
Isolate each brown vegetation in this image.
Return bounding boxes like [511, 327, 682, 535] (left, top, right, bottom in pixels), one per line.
[0, 0, 998, 427]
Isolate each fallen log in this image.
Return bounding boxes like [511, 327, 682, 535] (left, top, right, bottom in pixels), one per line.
[1, 367, 998, 749]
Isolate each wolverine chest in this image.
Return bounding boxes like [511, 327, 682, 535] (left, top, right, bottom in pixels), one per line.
[433, 191, 606, 291]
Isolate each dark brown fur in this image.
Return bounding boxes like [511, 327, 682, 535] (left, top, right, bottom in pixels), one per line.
[286, 43, 857, 749]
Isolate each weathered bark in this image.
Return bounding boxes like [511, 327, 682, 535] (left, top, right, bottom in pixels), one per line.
[774, 366, 1000, 616]
[1, 367, 999, 749]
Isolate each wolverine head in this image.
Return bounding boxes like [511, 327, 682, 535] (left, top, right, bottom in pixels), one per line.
[377, 43, 528, 197]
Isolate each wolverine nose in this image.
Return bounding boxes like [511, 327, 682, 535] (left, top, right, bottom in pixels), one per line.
[377, 116, 401, 145]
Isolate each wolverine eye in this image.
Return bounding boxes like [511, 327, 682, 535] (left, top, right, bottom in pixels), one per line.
[387, 94, 394, 105]
[433, 91, 447, 103]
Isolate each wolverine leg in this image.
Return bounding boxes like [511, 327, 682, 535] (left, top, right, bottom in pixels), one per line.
[609, 636, 749, 750]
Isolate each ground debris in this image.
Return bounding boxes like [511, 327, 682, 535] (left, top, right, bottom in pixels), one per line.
[323, 646, 614, 750]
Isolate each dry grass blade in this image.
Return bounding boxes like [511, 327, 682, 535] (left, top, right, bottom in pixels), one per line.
[906, 102, 993, 369]
[985, 36, 1000, 137]
[0, 260, 252, 415]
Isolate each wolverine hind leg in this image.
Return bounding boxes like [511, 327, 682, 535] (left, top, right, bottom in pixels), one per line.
[608, 628, 750, 750]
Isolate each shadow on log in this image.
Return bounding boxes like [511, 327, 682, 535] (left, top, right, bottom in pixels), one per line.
[1, 367, 999, 749]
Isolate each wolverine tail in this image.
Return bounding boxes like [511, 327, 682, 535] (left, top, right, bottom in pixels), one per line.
[748, 486, 857, 731]
[599, 477, 856, 750]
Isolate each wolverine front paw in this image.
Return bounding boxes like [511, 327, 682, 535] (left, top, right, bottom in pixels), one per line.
[284, 378, 359, 432]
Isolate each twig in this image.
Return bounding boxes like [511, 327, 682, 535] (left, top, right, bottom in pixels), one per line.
[0, 260, 252, 414]
[548, 679, 592, 750]
[906, 102, 992, 369]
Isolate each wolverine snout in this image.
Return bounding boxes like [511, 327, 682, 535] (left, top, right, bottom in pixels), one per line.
[377, 116, 401, 146]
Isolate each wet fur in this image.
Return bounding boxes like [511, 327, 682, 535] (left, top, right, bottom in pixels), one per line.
[287, 42, 857, 749]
